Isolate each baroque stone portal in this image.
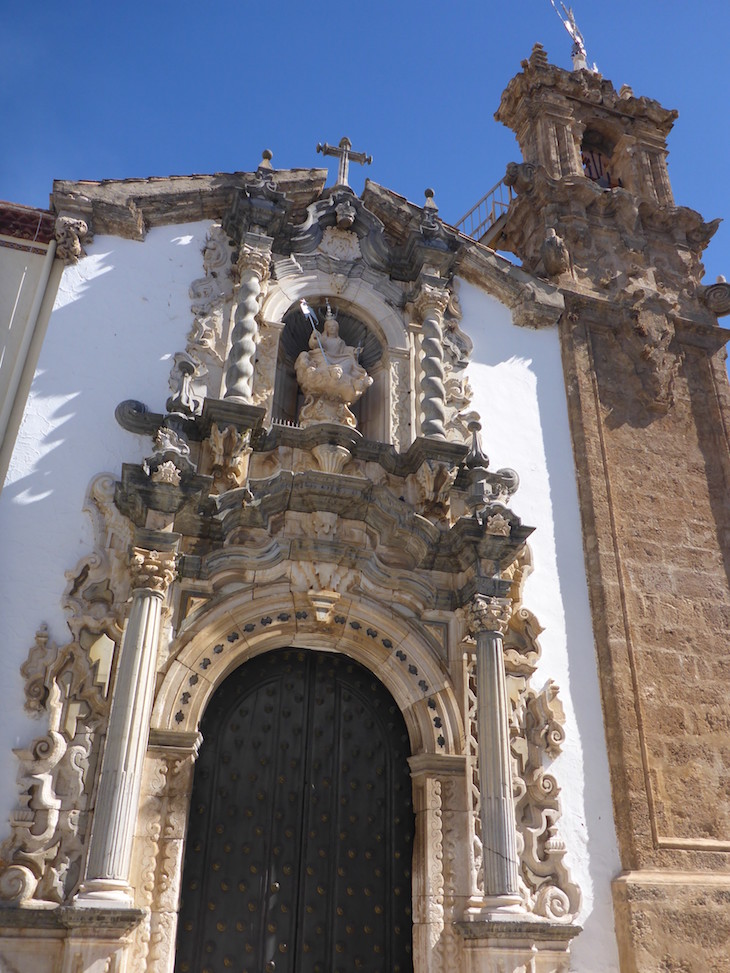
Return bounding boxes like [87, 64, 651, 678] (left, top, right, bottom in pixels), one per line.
[295, 302, 373, 427]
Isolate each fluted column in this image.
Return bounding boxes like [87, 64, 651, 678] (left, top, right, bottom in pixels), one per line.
[466, 594, 522, 912]
[414, 282, 449, 439]
[75, 547, 176, 907]
[224, 232, 272, 403]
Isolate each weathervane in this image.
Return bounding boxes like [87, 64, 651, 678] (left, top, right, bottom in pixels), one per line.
[549, 1, 597, 73]
[316, 136, 372, 187]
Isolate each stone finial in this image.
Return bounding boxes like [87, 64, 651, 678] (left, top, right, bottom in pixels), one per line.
[260, 149, 273, 169]
[129, 548, 177, 593]
[421, 188, 440, 239]
[466, 594, 512, 638]
[528, 42, 549, 70]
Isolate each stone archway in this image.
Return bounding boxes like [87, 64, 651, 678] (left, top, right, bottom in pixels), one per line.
[134, 592, 470, 973]
[174, 647, 415, 973]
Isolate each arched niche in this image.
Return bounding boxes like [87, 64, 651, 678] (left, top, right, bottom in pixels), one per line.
[272, 299, 387, 441]
[580, 126, 622, 189]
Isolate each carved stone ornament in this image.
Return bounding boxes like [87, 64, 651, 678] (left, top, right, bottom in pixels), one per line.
[208, 423, 252, 493]
[317, 226, 361, 260]
[294, 305, 373, 428]
[504, 161, 536, 195]
[541, 227, 571, 277]
[0, 475, 133, 906]
[166, 352, 203, 417]
[484, 512, 512, 536]
[54, 214, 90, 264]
[465, 594, 512, 637]
[129, 548, 177, 593]
[698, 276, 730, 317]
[464, 551, 581, 921]
[143, 424, 194, 480]
[186, 224, 235, 376]
[234, 240, 272, 286]
[413, 282, 450, 322]
[150, 460, 181, 485]
[411, 459, 458, 524]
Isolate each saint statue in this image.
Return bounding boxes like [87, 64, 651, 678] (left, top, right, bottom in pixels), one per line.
[295, 302, 373, 428]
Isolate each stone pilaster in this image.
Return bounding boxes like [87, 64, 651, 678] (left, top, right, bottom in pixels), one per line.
[466, 594, 522, 912]
[75, 547, 176, 908]
[414, 282, 450, 440]
[224, 232, 272, 403]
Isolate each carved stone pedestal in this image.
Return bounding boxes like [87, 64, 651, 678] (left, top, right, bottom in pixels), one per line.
[0, 905, 143, 973]
[457, 915, 581, 973]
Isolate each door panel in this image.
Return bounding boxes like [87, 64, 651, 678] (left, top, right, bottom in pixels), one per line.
[175, 648, 414, 973]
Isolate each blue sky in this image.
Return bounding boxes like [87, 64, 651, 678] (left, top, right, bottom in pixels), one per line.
[3, 1, 729, 282]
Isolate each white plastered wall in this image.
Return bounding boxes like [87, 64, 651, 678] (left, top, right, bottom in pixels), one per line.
[459, 278, 621, 971]
[0, 221, 212, 844]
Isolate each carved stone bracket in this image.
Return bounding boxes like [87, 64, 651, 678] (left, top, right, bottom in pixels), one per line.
[207, 423, 252, 494]
[55, 214, 91, 264]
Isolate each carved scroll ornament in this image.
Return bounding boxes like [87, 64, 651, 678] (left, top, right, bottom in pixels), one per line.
[0, 475, 133, 906]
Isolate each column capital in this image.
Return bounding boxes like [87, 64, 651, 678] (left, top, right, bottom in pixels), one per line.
[235, 234, 272, 283]
[466, 594, 512, 638]
[129, 547, 177, 593]
[412, 281, 450, 322]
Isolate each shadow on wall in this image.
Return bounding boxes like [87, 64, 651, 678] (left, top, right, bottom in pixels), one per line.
[0, 224, 210, 841]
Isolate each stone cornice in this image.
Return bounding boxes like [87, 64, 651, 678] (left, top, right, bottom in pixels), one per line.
[455, 239, 564, 329]
[51, 169, 328, 241]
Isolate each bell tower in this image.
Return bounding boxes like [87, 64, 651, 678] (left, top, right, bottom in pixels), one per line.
[493, 41, 726, 313]
[494, 43, 730, 973]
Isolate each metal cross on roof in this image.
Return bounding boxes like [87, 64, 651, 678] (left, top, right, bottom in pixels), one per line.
[316, 136, 372, 187]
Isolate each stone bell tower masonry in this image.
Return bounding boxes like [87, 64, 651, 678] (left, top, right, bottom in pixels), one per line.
[495, 43, 730, 972]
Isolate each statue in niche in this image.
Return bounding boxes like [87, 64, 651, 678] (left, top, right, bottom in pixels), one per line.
[295, 301, 373, 428]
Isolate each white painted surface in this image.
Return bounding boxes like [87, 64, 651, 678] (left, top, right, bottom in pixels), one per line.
[459, 279, 621, 971]
[0, 222, 211, 841]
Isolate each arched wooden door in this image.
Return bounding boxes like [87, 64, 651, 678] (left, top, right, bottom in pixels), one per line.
[175, 648, 414, 973]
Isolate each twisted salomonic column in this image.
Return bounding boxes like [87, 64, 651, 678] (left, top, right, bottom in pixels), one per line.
[466, 594, 522, 911]
[75, 547, 176, 907]
[414, 282, 449, 439]
[224, 232, 272, 403]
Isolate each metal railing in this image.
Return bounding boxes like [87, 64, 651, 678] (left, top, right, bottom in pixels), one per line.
[455, 178, 513, 242]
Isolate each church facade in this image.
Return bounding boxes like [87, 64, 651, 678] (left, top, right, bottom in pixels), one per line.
[0, 46, 728, 973]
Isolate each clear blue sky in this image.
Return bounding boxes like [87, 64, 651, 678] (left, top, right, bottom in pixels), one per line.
[3, 1, 729, 283]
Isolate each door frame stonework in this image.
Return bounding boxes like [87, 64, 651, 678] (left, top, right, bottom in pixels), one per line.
[130, 586, 468, 973]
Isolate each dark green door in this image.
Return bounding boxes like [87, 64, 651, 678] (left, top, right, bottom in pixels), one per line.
[175, 648, 414, 973]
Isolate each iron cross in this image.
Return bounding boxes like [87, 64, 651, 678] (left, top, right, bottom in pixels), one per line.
[316, 137, 372, 187]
